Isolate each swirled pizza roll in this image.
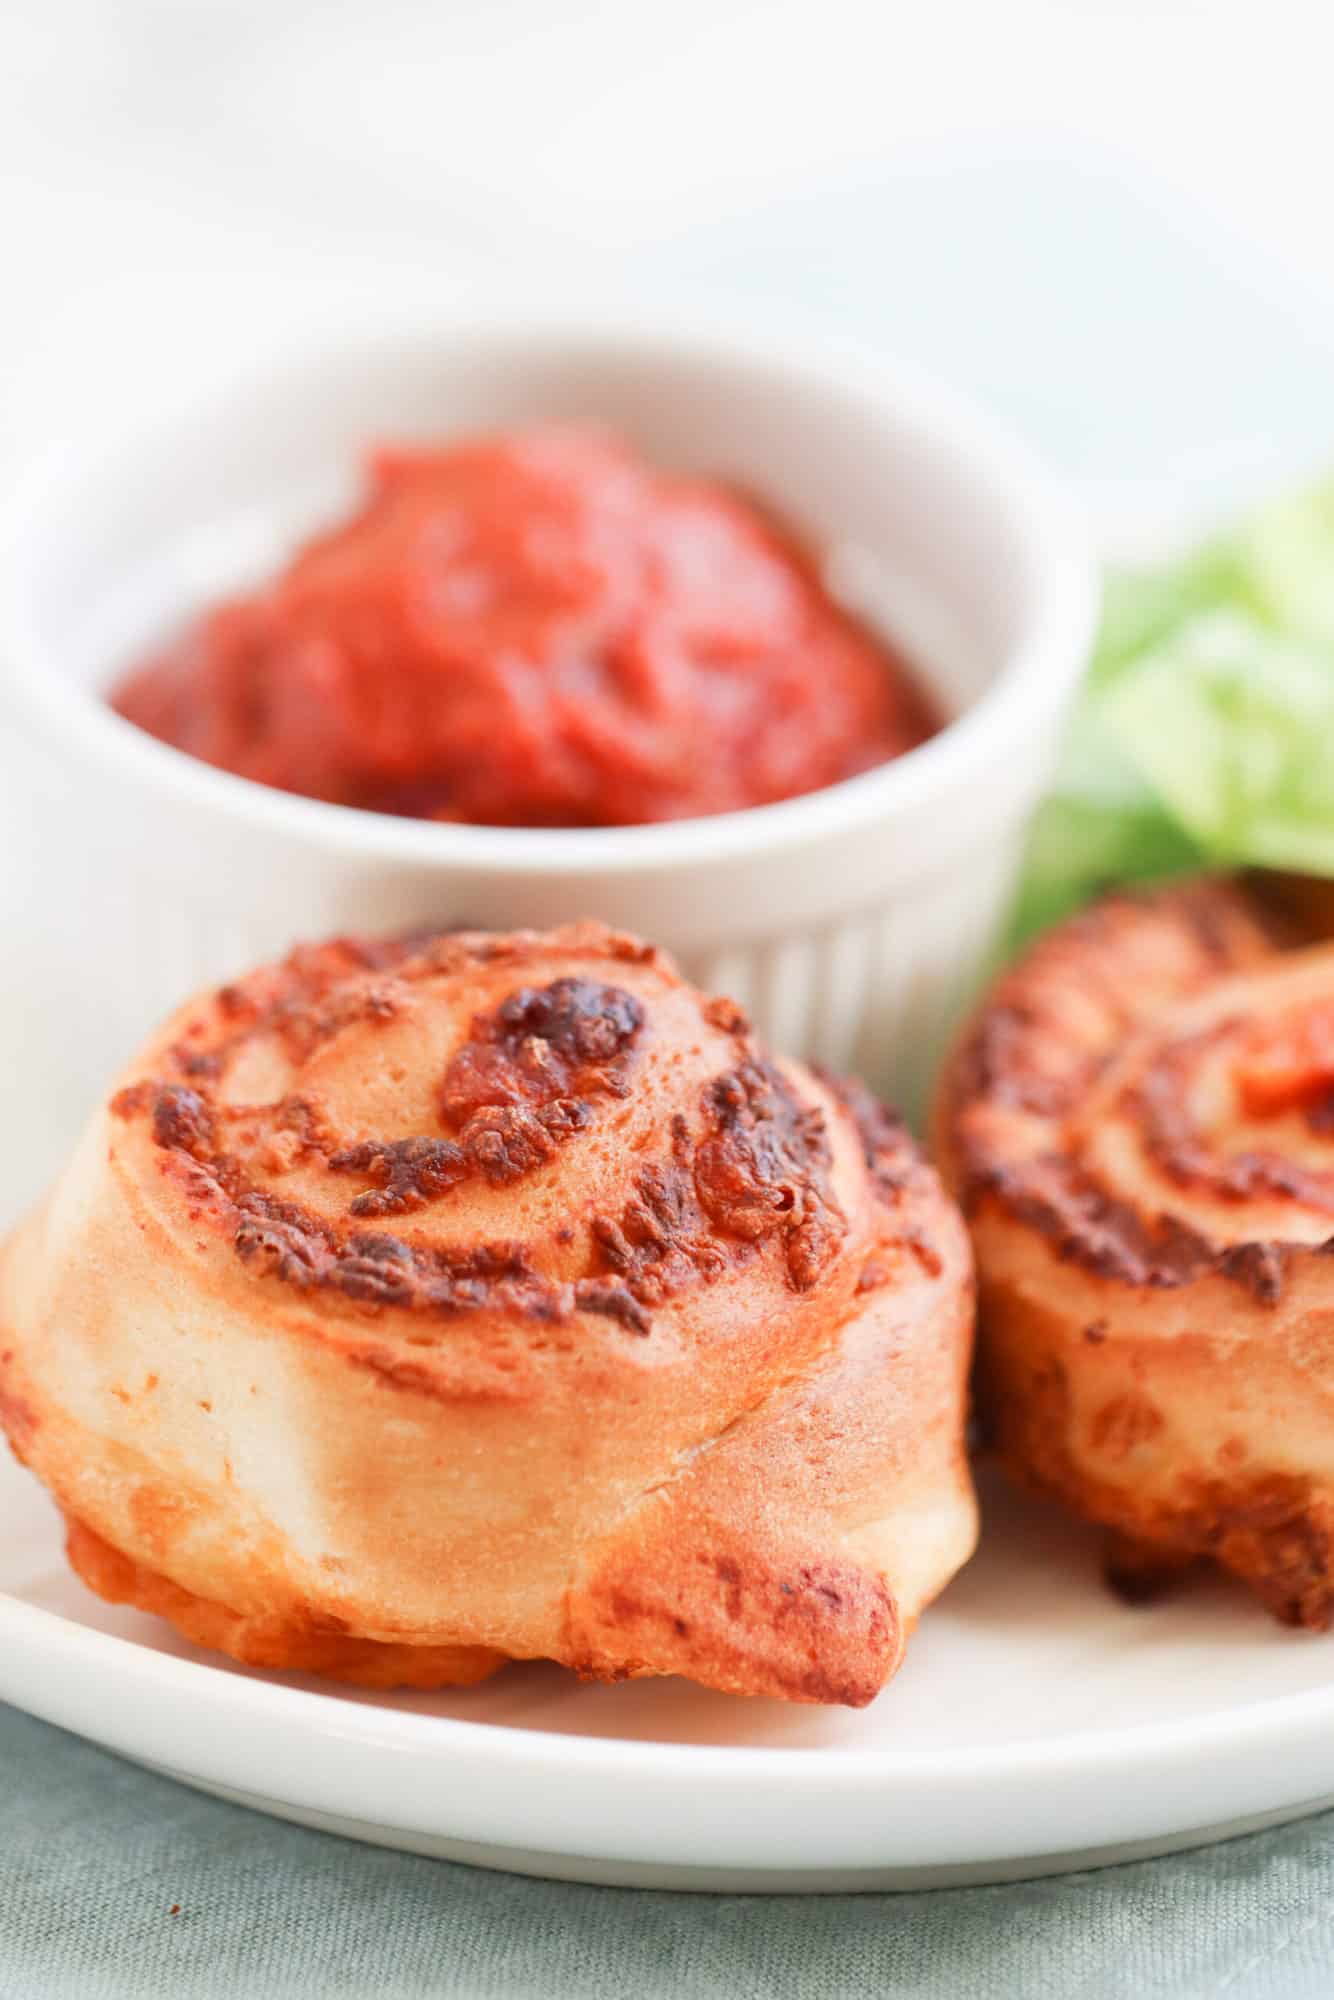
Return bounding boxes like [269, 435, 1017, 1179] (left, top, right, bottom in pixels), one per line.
[0, 924, 976, 1702]
[936, 876, 1334, 1626]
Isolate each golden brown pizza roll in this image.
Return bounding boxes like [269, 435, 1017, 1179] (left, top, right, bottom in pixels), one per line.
[935, 876, 1334, 1626]
[0, 923, 976, 1703]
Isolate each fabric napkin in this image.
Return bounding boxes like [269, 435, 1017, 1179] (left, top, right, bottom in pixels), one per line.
[4, 1700, 1334, 2000]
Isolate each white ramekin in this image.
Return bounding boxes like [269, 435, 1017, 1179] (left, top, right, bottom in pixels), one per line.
[0, 308, 1096, 1143]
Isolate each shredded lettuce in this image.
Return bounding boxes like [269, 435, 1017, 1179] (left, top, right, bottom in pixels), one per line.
[1010, 479, 1334, 944]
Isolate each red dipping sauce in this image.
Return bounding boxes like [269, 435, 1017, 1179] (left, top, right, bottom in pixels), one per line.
[111, 430, 939, 827]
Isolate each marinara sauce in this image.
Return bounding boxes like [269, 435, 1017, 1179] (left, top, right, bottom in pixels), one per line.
[112, 430, 937, 826]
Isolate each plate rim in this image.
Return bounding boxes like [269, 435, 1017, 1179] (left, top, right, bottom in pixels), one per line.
[8, 1579, 1334, 1790]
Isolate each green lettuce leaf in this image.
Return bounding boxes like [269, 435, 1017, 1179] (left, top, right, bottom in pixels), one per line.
[1009, 477, 1334, 945]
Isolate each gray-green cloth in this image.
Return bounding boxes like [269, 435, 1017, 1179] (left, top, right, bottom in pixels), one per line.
[3, 1704, 1334, 2000]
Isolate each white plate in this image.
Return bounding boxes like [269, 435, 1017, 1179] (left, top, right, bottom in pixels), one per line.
[6, 1450, 1334, 1891]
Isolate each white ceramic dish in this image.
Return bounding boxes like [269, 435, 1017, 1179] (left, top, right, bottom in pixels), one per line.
[0, 310, 1094, 1136]
[7, 1448, 1334, 1892]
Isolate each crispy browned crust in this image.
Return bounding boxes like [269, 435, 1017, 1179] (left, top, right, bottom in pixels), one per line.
[935, 877, 1334, 1627]
[2, 921, 976, 1705]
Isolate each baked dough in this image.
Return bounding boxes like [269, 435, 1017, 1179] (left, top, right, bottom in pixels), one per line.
[2, 923, 976, 1702]
[936, 877, 1334, 1625]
